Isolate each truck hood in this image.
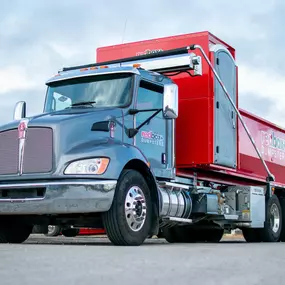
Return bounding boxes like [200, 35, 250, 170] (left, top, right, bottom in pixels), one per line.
[0, 107, 120, 131]
[0, 107, 124, 177]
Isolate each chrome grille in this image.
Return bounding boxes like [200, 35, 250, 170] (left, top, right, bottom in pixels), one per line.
[0, 127, 53, 175]
[0, 130, 18, 174]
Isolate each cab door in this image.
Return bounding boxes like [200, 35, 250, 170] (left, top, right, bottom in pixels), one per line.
[134, 80, 168, 178]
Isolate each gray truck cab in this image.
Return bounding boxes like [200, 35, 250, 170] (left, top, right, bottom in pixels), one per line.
[0, 55, 183, 245]
[43, 65, 177, 180]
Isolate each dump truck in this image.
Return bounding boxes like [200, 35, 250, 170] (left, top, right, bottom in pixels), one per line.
[0, 31, 283, 245]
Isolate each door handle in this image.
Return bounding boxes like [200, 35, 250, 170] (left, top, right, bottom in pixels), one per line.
[231, 110, 236, 129]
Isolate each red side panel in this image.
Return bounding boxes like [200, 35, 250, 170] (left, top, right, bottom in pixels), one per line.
[97, 31, 235, 168]
[239, 109, 285, 185]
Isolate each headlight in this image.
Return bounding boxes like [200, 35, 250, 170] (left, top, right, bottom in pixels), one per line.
[64, 158, 110, 175]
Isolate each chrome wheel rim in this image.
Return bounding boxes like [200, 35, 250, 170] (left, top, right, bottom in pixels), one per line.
[270, 204, 280, 234]
[48, 225, 56, 234]
[125, 186, 147, 232]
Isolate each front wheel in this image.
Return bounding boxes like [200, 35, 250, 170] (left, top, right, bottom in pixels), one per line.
[0, 224, 32, 244]
[102, 169, 152, 246]
[45, 225, 62, 237]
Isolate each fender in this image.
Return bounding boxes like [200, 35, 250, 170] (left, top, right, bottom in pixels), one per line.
[60, 140, 162, 227]
[59, 140, 152, 180]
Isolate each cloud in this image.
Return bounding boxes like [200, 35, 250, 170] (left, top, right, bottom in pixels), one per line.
[238, 63, 285, 127]
[0, 0, 285, 129]
[0, 66, 39, 94]
[0, 88, 44, 123]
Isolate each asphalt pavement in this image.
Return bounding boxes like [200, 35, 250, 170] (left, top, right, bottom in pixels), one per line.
[1, 234, 285, 285]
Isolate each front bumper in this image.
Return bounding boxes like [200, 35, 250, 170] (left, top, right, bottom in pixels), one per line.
[0, 179, 117, 215]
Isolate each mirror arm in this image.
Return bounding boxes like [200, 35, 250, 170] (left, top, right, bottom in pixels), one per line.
[128, 108, 161, 115]
[136, 108, 162, 129]
[127, 108, 162, 138]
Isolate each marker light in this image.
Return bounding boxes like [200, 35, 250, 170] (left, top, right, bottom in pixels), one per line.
[64, 158, 110, 175]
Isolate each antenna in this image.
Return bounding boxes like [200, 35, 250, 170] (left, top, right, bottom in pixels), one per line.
[120, 18, 128, 64]
[121, 18, 128, 44]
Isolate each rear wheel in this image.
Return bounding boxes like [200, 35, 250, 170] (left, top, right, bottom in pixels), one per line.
[0, 224, 32, 244]
[161, 226, 191, 243]
[242, 228, 263, 242]
[201, 228, 224, 242]
[102, 169, 152, 246]
[243, 195, 282, 243]
[261, 194, 282, 242]
[279, 198, 285, 242]
[162, 226, 224, 243]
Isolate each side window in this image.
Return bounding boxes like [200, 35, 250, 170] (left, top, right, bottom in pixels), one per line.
[136, 81, 163, 121]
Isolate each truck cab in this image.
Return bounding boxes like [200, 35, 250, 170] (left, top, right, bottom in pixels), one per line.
[0, 53, 185, 245]
[43, 65, 177, 180]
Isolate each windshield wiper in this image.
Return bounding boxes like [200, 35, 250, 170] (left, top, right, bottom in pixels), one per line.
[71, 101, 96, 107]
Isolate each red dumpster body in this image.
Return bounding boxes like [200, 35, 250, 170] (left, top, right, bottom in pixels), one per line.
[96, 31, 285, 187]
[238, 110, 285, 186]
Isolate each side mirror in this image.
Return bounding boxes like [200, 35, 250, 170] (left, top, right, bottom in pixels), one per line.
[163, 84, 178, 119]
[13, 101, 26, 121]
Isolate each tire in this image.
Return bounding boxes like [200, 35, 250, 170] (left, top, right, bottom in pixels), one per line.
[160, 227, 174, 243]
[161, 226, 198, 243]
[0, 225, 32, 244]
[161, 227, 187, 243]
[162, 226, 224, 243]
[62, 228, 80, 237]
[279, 198, 285, 242]
[33, 225, 48, 234]
[243, 195, 282, 243]
[242, 228, 263, 242]
[102, 169, 153, 246]
[201, 229, 224, 243]
[45, 225, 62, 237]
[156, 229, 164, 239]
[261, 194, 282, 242]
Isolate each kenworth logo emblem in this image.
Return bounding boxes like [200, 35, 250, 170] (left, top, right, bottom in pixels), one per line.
[18, 121, 27, 139]
[18, 119, 29, 175]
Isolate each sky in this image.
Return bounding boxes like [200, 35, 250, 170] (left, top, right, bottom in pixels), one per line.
[0, 0, 285, 127]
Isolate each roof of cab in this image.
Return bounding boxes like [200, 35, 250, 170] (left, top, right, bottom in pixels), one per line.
[45, 65, 173, 86]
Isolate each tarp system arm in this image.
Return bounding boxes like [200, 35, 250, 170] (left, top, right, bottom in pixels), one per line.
[189, 44, 275, 182]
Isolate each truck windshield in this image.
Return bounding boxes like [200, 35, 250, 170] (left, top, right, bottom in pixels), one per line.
[44, 73, 133, 112]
